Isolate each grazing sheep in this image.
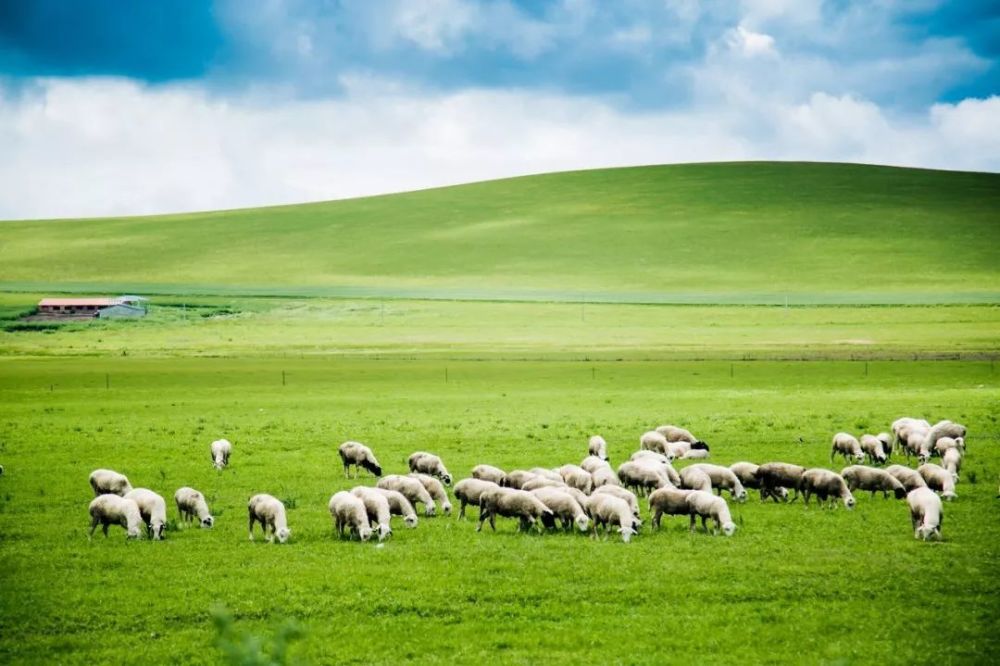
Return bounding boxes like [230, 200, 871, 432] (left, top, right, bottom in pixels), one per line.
[918, 464, 958, 501]
[586, 494, 638, 542]
[174, 487, 214, 527]
[454, 478, 499, 520]
[592, 485, 642, 519]
[328, 491, 373, 542]
[248, 494, 291, 544]
[682, 448, 710, 460]
[521, 477, 568, 492]
[471, 464, 506, 485]
[942, 447, 963, 480]
[557, 464, 594, 494]
[88, 494, 143, 540]
[730, 462, 787, 503]
[372, 487, 418, 527]
[885, 465, 929, 493]
[559, 486, 590, 509]
[530, 487, 590, 532]
[800, 469, 855, 509]
[124, 488, 168, 540]
[685, 464, 747, 501]
[757, 463, 806, 502]
[892, 418, 930, 460]
[591, 465, 621, 489]
[656, 425, 710, 452]
[877, 432, 893, 458]
[924, 420, 967, 455]
[350, 487, 393, 541]
[841, 466, 906, 499]
[588, 435, 609, 461]
[934, 436, 965, 457]
[859, 434, 888, 465]
[581, 455, 612, 474]
[409, 473, 453, 516]
[502, 470, 538, 489]
[631, 450, 675, 465]
[831, 433, 865, 464]
[477, 487, 556, 533]
[685, 490, 736, 536]
[907, 487, 943, 541]
[618, 460, 670, 495]
[210, 438, 232, 470]
[409, 452, 453, 485]
[648, 487, 694, 528]
[679, 466, 712, 493]
[377, 475, 436, 516]
[88, 469, 133, 497]
[338, 441, 382, 478]
[640, 431, 669, 454]
[529, 467, 564, 483]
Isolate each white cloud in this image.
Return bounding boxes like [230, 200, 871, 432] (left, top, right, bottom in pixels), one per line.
[0, 77, 995, 219]
[723, 25, 778, 57]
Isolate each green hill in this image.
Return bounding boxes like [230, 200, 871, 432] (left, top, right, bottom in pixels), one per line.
[1, 162, 997, 303]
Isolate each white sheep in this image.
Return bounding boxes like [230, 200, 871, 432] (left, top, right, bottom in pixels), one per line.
[588, 435, 609, 461]
[210, 438, 232, 470]
[934, 436, 965, 457]
[350, 486, 393, 541]
[329, 491, 373, 542]
[591, 465, 621, 489]
[681, 448, 710, 459]
[656, 425, 710, 453]
[586, 493, 638, 542]
[471, 464, 506, 485]
[640, 431, 669, 454]
[917, 463, 958, 501]
[617, 460, 670, 495]
[648, 487, 694, 529]
[248, 494, 290, 544]
[631, 450, 675, 465]
[907, 487, 943, 541]
[924, 420, 967, 456]
[454, 478, 499, 520]
[684, 464, 747, 501]
[679, 466, 712, 493]
[521, 476, 568, 492]
[757, 462, 806, 502]
[685, 490, 736, 536]
[892, 418, 930, 461]
[124, 488, 168, 540]
[859, 434, 888, 465]
[377, 475, 437, 516]
[531, 487, 590, 532]
[409, 473, 453, 516]
[877, 432, 893, 458]
[174, 487, 214, 528]
[942, 447, 963, 480]
[408, 451, 453, 485]
[885, 465, 928, 493]
[88, 468, 133, 497]
[729, 462, 787, 503]
[831, 433, 865, 464]
[800, 469, 855, 509]
[556, 464, 594, 494]
[501, 470, 538, 489]
[591, 485, 641, 520]
[339, 441, 383, 478]
[372, 487, 419, 527]
[840, 466, 906, 499]
[528, 467, 564, 483]
[581, 455, 612, 474]
[88, 494, 143, 540]
[477, 487, 556, 533]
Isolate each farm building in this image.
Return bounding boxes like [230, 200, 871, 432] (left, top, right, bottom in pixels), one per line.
[36, 296, 147, 319]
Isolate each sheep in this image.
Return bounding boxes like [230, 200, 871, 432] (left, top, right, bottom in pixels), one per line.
[685, 464, 747, 501]
[934, 436, 965, 457]
[377, 475, 436, 516]
[521, 476, 568, 492]
[592, 485, 641, 519]
[907, 487, 943, 541]
[730, 462, 787, 503]
[409, 472, 453, 516]
[471, 464, 506, 485]
[559, 486, 591, 509]
[631, 450, 674, 465]
[924, 420, 967, 455]
[88, 494, 143, 540]
[338, 441, 382, 478]
[530, 487, 590, 532]
[685, 490, 736, 536]
[588, 435, 609, 462]
[942, 447, 963, 480]
[682, 449, 710, 460]
[529, 467, 564, 483]
[679, 466, 712, 493]
[617, 460, 670, 495]
[859, 434, 888, 465]
[210, 438, 232, 470]
[502, 470, 538, 489]
[885, 465, 929, 493]
[648, 487, 694, 529]
[640, 431, 669, 454]
[350, 486, 393, 541]
[88, 469, 133, 497]
[248, 494, 291, 543]
[556, 464, 594, 494]
[581, 455, 612, 474]
[328, 491, 373, 542]
[918, 464, 958, 501]
[800, 469, 855, 509]
[591, 465, 621, 489]
[877, 432, 893, 458]
[408, 452, 452, 485]
[454, 478, 499, 520]
[372, 487, 419, 528]
[124, 488, 168, 540]
[892, 418, 930, 460]
[757, 463, 806, 502]
[840, 466, 906, 499]
[174, 487, 214, 528]
[586, 494, 638, 542]
[831, 433, 865, 464]
[477, 487, 556, 533]
[655, 424, 706, 446]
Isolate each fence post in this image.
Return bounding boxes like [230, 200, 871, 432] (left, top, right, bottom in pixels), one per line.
[282, 370, 286, 386]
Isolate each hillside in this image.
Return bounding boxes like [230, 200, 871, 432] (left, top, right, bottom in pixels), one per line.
[1, 162, 998, 303]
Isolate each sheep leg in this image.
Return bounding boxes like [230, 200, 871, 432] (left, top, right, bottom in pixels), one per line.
[459, 501, 466, 520]
[248, 513, 256, 541]
[689, 514, 696, 532]
[102, 523, 109, 537]
[701, 516, 709, 533]
[88, 516, 99, 538]
[652, 508, 662, 529]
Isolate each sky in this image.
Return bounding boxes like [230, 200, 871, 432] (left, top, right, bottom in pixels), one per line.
[0, 0, 997, 219]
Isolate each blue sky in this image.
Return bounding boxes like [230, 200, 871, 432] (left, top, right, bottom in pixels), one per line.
[0, 0, 997, 218]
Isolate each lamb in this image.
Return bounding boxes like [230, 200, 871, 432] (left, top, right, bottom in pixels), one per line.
[247, 494, 291, 543]
[840, 466, 906, 499]
[124, 488, 168, 540]
[471, 464, 506, 485]
[648, 487, 694, 529]
[338, 441, 382, 478]
[917, 464, 958, 501]
[757, 463, 806, 502]
[685, 490, 736, 536]
[502, 470, 538, 489]
[328, 491, 373, 542]
[586, 493, 638, 542]
[454, 478, 499, 519]
[684, 464, 747, 501]
[800, 469, 855, 509]
[174, 487, 214, 527]
[530, 487, 590, 532]
[528, 467, 564, 483]
[372, 487, 419, 527]
[592, 485, 642, 519]
[210, 438, 232, 470]
[640, 431, 669, 454]
[924, 420, 967, 455]
[588, 435, 609, 461]
[408, 452, 452, 485]
[730, 462, 787, 502]
[617, 460, 670, 495]
[350, 486, 393, 541]
[859, 434, 888, 465]
[556, 464, 594, 494]
[591, 466, 621, 489]
[88, 494, 143, 540]
[679, 466, 712, 493]
[581, 455, 613, 474]
[942, 447, 963, 480]
[831, 433, 865, 464]
[409, 473, 453, 516]
[88, 468, 133, 497]
[377, 475, 436, 516]
[907, 487, 943, 541]
[477, 487, 556, 533]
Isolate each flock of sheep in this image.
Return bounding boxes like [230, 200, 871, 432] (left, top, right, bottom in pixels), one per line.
[84, 416, 973, 545]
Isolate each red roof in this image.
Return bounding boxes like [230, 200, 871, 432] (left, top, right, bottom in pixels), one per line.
[39, 298, 117, 307]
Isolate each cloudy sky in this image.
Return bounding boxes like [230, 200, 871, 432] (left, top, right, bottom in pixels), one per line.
[1, 0, 997, 219]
